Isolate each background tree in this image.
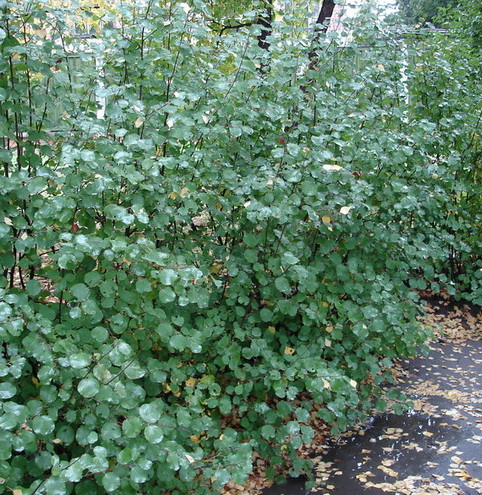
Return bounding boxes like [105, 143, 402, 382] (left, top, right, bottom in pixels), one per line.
[396, 0, 458, 26]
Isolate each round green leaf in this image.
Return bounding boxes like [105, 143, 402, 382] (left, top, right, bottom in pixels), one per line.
[139, 403, 161, 423]
[26, 279, 41, 296]
[0, 383, 16, 399]
[70, 353, 90, 369]
[78, 378, 101, 398]
[102, 472, 121, 492]
[92, 326, 109, 342]
[71, 283, 90, 301]
[135, 278, 152, 293]
[144, 425, 164, 444]
[122, 417, 143, 438]
[159, 287, 176, 303]
[32, 415, 55, 435]
[64, 461, 84, 482]
[159, 269, 178, 285]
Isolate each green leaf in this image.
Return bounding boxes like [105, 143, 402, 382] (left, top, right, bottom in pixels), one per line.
[32, 415, 55, 435]
[144, 425, 164, 444]
[122, 417, 143, 438]
[170, 334, 189, 351]
[70, 353, 91, 369]
[78, 378, 101, 398]
[139, 403, 161, 423]
[130, 465, 149, 483]
[159, 287, 176, 303]
[261, 425, 276, 439]
[159, 269, 178, 285]
[136, 278, 152, 293]
[26, 279, 41, 296]
[64, 461, 84, 482]
[92, 326, 109, 342]
[71, 283, 90, 302]
[102, 472, 121, 492]
[0, 382, 16, 399]
[260, 308, 272, 322]
[275, 277, 291, 294]
[282, 252, 299, 265]
[104, 204, 135, 225]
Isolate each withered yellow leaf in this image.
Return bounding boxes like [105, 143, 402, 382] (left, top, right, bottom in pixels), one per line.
[340, 206, 351, 215]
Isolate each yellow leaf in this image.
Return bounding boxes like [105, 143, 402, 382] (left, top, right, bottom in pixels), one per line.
[375, 64, 385, 72]
[284, 346, 295, 355]
[322, 378, 331, 389]
[321, 216, 331, 223]
[4, 217, 13, 226]
[184, 454, 195, 464]
[190, 435, 201, 444]
[340, 206, 351, 215]
[326, 325, 333, 333]
[185, 377, 197, 387]
[180, 187, 189, 198]
[323, 164, 342, 171]
[349, 379, 357, 388]
[325, 338, 331, 347]
[13, 491, 23, 495]
[134, 117, 144, 128]
[268, 326, 276, 334]
[168, 192, 178, 200]
[210, 263, 223, 274]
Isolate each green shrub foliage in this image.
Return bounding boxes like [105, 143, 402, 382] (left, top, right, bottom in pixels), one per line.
[0, 1, 480, 493]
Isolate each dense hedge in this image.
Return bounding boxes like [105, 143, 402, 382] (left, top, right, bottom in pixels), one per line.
[0, 1, 480, 493]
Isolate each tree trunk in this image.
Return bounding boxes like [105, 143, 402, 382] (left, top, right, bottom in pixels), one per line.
[257, 1, 273, 51]
[314, 0, 336, 31]
[309, 0, 336, 67]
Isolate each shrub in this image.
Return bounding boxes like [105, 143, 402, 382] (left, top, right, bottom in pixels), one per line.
[1, 1, 479, 493]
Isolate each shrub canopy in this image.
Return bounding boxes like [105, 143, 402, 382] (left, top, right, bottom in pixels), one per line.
[0, 0, 481, 493]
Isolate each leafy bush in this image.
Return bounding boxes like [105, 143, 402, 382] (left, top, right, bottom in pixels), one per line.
[0, 1, 480, 493]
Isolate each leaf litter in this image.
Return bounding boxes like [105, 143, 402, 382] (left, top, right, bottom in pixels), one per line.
[223, 294, 482, 495]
